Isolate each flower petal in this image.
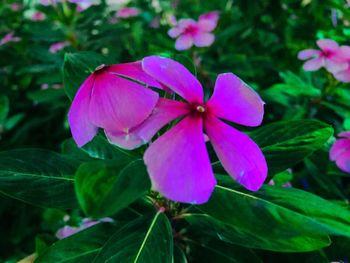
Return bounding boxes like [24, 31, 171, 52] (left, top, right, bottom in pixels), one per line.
[206, 73, 264, 126]
[325, 59, 348, 74]
[68, 75, 98, 147]
[330, 138, 350, 161]
[198, 11, 220, 32]
[175, 34, 194, 51]
[168, 27, 182, 38]
[297, 49, 320, 60]
[105, 98, 190, 150]
[89, 72, 159, 131]
[108, 62, 161, 88]
[334, 67, 350, 83]
[317, 39, 339, 52]
[303, 57, 324, 71]
[142, 56, 204, 103]
[193, 32, 215, 47]
[144, 116, 216, 204]
[205, 116, 267, 191]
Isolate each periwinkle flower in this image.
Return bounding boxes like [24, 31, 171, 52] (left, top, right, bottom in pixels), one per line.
[68, 62, 161, 147]
[0, 32, 21, 46]
[31, 11, 46, 21]
[115, 7, 140, 18]
[49, 42, 68, 53]
[114, 56, 267, 204]
[330, 132, 350, 173]
[298, 39, 350, 73]
[168, 11, 219, 51]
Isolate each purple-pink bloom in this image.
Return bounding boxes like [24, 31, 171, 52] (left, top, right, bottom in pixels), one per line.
[330, 132, 350, 173]
[0, 32, 21, 46]
[168, 11, 220, 51]
[114, 56, 267, 204]
[31, 11, 46, 21]
[115, 7, 140, 18]
[56, 218, 113, 239]
[49, 42, 68, 53]
[297, 39, 349, 73]
[68, 62, 161, 147]
[10, 3, 22, 11]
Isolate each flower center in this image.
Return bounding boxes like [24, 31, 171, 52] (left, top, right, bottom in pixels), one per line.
[196, 105, 206, 113]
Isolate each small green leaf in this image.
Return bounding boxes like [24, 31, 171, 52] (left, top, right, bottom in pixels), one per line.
[0, 149, 80, 209]
[75, 159, 151, 218]
[93, 212, 173, 263]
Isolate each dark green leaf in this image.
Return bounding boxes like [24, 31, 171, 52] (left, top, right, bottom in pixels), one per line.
[93, 212, 173, 263]
[36, 223, 116, 263]
[250, 119, 333, 175]
[75, 159, 151, 218]
[0, 149, 79, 209]
[197, 185, 331, 252]
[256, 185, 350, 238]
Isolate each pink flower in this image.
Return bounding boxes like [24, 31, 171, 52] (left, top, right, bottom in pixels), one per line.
[10, 3, 22, 11]
[31, 11, 46, 21]
[49, 42, 68, 53]
[68, 62, 161, 147]
[168, 11, 219, 51]
[56, 218, 113, 239]
[297, 39, 350, 73]
[111, 56, 267, 204]
[0, 32, 21, 46]
[115, 7, 140, 18]
[330, 132, 350, 173]
[69, 0, 96, 11]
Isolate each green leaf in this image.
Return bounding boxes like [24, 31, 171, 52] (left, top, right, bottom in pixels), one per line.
[187, 238, 262, 263]
[63, 51, 109, 100]
[62, 136, 136, 161]
[93, 212, 173, 263]
[0, 95, 9, 124]
[0, 149, 79, 209]
[263, 71, 320, 106]
[197, 185, 331, 252]
[256, 185, 350, 238]
[75, 159, 151, 218]
[36, 223, 116, 263]
[250, 119, 333, 175]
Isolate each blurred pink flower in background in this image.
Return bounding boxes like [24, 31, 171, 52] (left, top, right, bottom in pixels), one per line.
[10, 3, 22, 11]
[49, 42, 68, 53]
[297, 39, 350, 73]
[330, 131, 350, 173]
[56, 218, 113, 239]
[115, 7, 140, 18]
[168, 11, 220, 51]
[70, 0, 96, 11]
[0, 32, 21, 46]
[31, 11, 46, 21]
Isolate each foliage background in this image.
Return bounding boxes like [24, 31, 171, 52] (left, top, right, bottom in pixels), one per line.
[1, 0, 350, 262]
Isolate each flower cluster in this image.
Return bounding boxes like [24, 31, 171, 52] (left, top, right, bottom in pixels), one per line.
[168, 11, 219, 51]
[69, 56, 268, 204]
[298, 39, 350, 82]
